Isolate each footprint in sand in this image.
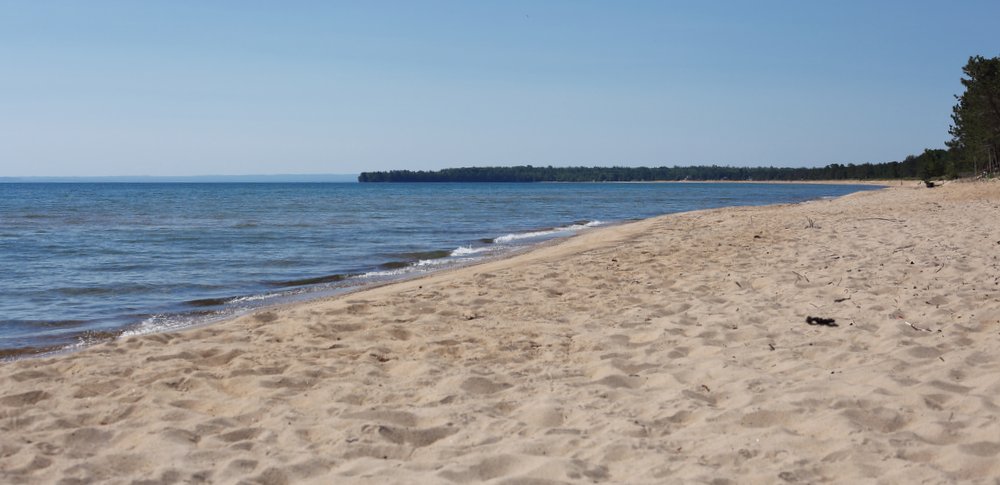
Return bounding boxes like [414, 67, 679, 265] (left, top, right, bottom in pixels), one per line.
[376, 425, 458, 447]
[461, 377, 512, 395]
[959, 441, 1000, 457]
[740, 409, 791, 428]
[1, 390, 50, 407]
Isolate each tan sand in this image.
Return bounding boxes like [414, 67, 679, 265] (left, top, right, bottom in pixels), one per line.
[2, 180, 999, 484]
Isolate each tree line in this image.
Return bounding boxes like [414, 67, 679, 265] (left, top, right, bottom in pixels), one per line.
[358, 150, 954, 183]
[360, 55, 999, 183]
[948, 55, 1000, 177]
[358, 158, 924, 183]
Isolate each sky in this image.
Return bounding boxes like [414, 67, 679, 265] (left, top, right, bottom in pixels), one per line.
[1, 1, 998, 176]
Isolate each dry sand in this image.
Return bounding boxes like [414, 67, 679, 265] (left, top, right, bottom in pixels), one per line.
[2, 180, 999, 484]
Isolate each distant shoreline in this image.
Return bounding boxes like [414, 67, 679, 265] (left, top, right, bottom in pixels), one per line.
[357, 162, 934, 182]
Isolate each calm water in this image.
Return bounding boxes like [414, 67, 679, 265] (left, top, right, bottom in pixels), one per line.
[0, 182, 880, 356]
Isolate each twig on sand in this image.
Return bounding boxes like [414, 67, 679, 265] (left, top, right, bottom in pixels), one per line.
[792, 271, 810, 283]
[858, 217, 902, 223]
[904, 321, 932, 332]
[892, 244, 915, 253]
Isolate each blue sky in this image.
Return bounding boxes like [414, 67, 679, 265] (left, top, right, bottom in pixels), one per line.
[1, 1, 997, 176]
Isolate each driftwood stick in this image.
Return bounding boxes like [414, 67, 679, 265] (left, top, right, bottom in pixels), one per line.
[858, 217, 903, 223]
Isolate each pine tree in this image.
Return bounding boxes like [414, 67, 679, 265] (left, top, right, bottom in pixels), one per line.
[949, 55, 1000, 176]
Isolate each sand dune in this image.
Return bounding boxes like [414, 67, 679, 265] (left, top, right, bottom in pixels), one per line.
[2, 180, 1000, 484]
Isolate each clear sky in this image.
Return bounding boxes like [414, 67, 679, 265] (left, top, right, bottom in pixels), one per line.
[1, 1, 997, 176]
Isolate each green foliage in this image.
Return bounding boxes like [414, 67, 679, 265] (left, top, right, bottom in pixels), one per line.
[358, 158, 940, 183]
[949, 55, 1000, 175]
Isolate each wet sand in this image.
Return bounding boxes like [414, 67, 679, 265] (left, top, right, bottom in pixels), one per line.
[2, 180, 999, 484]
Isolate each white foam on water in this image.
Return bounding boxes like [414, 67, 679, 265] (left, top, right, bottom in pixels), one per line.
[120, 313, 207, 338]
[229, 293, 281, 304]
[361, 255, 481, 278]
[494, 229, 558, 244]
[415, 257, 458, 266]
[450, 246, 492, 257]
[361, 269, 405, 278]
[493, 220, 604, 244]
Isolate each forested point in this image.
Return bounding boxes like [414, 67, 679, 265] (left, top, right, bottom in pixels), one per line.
[361, 55, 999, 184]
[358, 153, 946, 183]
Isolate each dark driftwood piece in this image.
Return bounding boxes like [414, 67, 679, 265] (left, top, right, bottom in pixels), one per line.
[805, 316, 838, 327]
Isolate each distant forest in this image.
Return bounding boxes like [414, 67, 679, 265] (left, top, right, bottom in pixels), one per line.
[360, 55, 998, 183]
[359, 150, 949, 183]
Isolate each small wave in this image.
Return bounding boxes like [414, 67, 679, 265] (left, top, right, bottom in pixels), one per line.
[54, 283, 182, 297]
[379, 261, 412, 270]
[377, 248, 457, 271]
[120, 313, 204, 338]
[268, 272, 359, 287]
[117, 293, 282, 341]
[2, 319, 89, 329]
[184, 297, 234, 307]
[450, 246, 492, 257]
[362, 256, 470, 278]
[493, 220, 603, 244]
[493, 230, 557, 244]
[361, 268, 408, 278]
[77, 329, 123, 343]
[363, 265, 428, 278]
[396, 249, 452, 260]
[54, 286, 120, 297]
[229, 293, 281, 304]
[415, 257, 461, 267]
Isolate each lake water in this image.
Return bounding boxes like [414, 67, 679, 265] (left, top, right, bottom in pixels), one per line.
[0, 182, 880, 357]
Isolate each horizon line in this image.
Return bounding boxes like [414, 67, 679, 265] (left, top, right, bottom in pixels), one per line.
[0, 174, 361, 182]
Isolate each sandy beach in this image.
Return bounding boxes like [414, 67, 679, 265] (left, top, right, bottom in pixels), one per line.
[2, 180, 999, 484]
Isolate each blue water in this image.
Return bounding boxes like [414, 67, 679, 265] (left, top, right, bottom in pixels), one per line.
[0, 182, 880, 356]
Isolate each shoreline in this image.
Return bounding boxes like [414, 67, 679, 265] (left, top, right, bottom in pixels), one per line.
[1, 181, 879, 361]
[0, 220, 615, 362]
[2, 180, 999, 483]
